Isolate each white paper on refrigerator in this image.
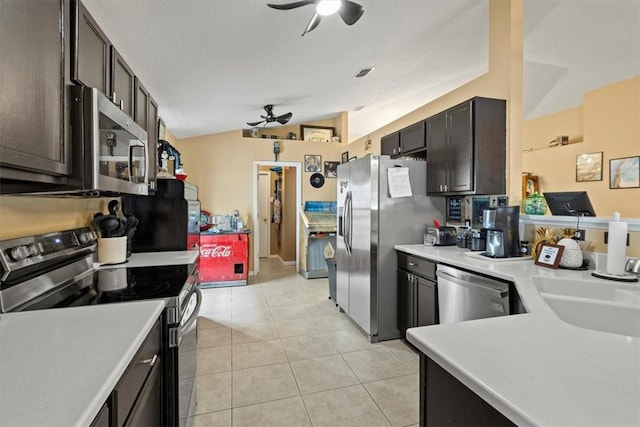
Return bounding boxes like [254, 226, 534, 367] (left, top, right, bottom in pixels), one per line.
[387, 167, 412, 198]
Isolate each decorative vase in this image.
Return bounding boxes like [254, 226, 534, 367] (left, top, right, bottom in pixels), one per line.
[524, 193, 547, 215]
[557, 238, 583, 268]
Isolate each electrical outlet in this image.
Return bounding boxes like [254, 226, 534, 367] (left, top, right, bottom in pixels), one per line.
[574, 229, 586, 241]
[604, 231, 630, 246]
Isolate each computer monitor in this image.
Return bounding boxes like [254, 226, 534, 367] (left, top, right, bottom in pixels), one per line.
[543, 191, 596, 217]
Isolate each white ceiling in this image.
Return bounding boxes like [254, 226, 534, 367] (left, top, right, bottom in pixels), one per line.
[82, 0, 639, 141]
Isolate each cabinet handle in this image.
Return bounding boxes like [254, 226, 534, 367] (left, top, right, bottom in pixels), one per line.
[139, 354, 158, 367]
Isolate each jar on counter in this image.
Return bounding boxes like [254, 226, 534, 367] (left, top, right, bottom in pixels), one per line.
[524, 193, 547, 215]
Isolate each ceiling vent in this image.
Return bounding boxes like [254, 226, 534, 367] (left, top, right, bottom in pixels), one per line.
[354, 67, 375, 79]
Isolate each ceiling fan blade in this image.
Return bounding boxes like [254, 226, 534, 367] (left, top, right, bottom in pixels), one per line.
[246, 120, 265, 127]
[267, 0, 316, 10]
[302, 12, 321, 36]
[275, 113, 293, 125]
[338, 0, 364, 25]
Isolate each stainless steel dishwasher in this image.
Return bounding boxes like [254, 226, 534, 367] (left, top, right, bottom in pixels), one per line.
[435, 265, 510, 323]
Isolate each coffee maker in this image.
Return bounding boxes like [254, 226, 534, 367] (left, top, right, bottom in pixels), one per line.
[482, 206, 520, 258]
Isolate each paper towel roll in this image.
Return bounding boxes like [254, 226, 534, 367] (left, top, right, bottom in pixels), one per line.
[606, 212, 627, 275]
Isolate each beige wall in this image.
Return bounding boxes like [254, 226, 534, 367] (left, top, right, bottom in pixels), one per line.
[522, 76, 640, 218]
[345, 0, 523, 204]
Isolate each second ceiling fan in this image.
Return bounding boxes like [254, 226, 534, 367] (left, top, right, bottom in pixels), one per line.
[268, 0, 365, 36]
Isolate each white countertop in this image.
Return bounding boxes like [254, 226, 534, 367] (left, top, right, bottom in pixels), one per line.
[94, 249, 199, 269]
[0, 300, 165, 427]
[397, 244, 640, 427]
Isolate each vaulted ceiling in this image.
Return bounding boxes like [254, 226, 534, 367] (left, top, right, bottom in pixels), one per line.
[82, 0, 639, 141]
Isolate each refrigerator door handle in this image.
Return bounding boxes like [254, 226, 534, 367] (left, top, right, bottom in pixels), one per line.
[346, 191, 353, 255]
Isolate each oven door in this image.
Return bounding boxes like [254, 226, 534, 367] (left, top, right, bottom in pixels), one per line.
[177, 286, 201, 425]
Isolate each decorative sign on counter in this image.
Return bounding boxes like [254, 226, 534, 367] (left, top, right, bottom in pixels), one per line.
[534, 243, 564, 269]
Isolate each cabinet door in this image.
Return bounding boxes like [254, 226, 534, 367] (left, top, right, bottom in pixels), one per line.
[400, 121, 426, 154]
[381, 132, 400, 157]
[134, 78, 149, 129]
[425, 112, 447, 194]
[148, 95, 159, 192]
[123, 359, 161, 427]
[417, 278, 437, 327]
[73, 1, 110, 94]
[111, 47, 135, 116]
[447, 101, 474, 192]
[397, 270, 416, 335]
[0, 0, 70, 181]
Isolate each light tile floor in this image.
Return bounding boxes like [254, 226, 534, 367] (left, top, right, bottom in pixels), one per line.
[186, 258, 420, 427]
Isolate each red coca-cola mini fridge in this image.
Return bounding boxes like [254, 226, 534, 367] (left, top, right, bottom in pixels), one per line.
[199, 232, 249, 287]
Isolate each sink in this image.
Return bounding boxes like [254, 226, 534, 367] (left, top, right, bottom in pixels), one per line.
[533, 277, 640, 305]
[542, 295, 640, 337]
[533, 276, 640, 337]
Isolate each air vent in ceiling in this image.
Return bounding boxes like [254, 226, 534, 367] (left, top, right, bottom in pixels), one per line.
[354, 67, 375, 79]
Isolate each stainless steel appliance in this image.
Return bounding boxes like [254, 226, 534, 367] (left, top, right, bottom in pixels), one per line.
[436, 264, 509, 323]
[69, 86, 150, 196]
[123, 179, 201, 252]
[0, 228, 201, 426]
[424, 226, 457, 246]
[481, 206, 520, 258]
[336, 155, 445, 342]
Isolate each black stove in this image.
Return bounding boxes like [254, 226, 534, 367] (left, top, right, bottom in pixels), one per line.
[0, 227, 201, 426]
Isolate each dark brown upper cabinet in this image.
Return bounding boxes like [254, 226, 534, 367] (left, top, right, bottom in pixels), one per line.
[0, 0, 72, 190]
[426, 97, 506, 196]
[399, 120, 426, 155]
[381, 132, 400, 157]
[134, 78, 150, 129]
[135, 80, 158, 192]
[111, 47, 135, 116]
[72, 0, 110, 94]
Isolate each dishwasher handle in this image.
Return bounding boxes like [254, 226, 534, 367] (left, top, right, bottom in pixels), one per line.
[436, 270, 509, 298]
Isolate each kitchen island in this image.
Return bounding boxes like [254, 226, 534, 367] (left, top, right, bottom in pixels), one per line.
[396, 244, 640, 426]
[0, 300, 165, 426]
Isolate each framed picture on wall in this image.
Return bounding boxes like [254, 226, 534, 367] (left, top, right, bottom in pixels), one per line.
[341, 151, 349, 164]
[610, 156, 640, 189]
[324, 161, 339, 178]
[304, 155, 322, 172]
[300, 125, 335, 142]
[576, 152, 603, 182]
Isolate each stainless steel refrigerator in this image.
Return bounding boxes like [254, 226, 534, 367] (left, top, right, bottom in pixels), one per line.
[336, 155, 445, 342]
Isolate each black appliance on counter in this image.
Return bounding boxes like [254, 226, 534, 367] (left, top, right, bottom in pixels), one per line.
[123, 179, 201, 252]
[0, 228, 201, 426]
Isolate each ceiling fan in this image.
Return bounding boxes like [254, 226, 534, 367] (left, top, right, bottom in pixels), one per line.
[267, 0, 365, 36]
[246, 105, 293, 127]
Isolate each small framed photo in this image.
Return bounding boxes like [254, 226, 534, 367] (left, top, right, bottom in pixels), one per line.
[324, 161, 339, 178]
[535, 243, 565, 269]
[300, 125, 335, 142]
[341, 151, 349, 164]
[610, 156, 640, 189]
[304, 154, 322, 172]
[576, 152, 603, 182]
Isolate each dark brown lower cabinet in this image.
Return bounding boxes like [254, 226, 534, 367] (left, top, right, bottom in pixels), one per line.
[420, 355, 515, 426]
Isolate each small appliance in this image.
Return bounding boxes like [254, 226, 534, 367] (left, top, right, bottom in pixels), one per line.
[424, 227, 457, 246]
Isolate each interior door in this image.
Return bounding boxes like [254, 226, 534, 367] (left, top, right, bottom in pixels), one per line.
[258, 172, 271, 258]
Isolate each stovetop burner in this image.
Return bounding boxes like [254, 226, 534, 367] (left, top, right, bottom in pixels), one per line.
[98, 281, 173, 301]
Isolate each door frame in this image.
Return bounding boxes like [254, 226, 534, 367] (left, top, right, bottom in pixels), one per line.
[252, 161, 302, 275]
[257, 171, 271, 258]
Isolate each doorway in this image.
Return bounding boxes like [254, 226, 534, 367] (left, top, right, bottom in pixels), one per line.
[252, 161, 301, 276]
[258, 172, 271, 258]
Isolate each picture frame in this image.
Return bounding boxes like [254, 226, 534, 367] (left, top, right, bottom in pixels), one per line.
[324, 161, 339, 178]
[534, 243, 564, 269]
[576, 152, 603, 182]
[158, 118, 166, 141]
[341, 151, 349, 164]
[522, 174, 539, 201]
[300, 125, 335, 142]
[609, 156, 640, 189]
[304, 154, 322, 172]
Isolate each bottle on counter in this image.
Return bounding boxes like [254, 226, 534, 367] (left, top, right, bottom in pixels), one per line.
[606, 212, 627, 275]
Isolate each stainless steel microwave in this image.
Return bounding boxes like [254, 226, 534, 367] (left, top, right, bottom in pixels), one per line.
[70, 86, 149, 196]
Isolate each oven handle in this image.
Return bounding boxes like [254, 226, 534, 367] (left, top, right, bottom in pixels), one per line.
[180, 286, 202, 337]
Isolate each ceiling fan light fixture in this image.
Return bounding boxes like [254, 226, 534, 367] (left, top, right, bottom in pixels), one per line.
[316, 0, 342, 16]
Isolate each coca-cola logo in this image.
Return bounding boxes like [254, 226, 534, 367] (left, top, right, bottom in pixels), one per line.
[201, 245, 232, 258]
